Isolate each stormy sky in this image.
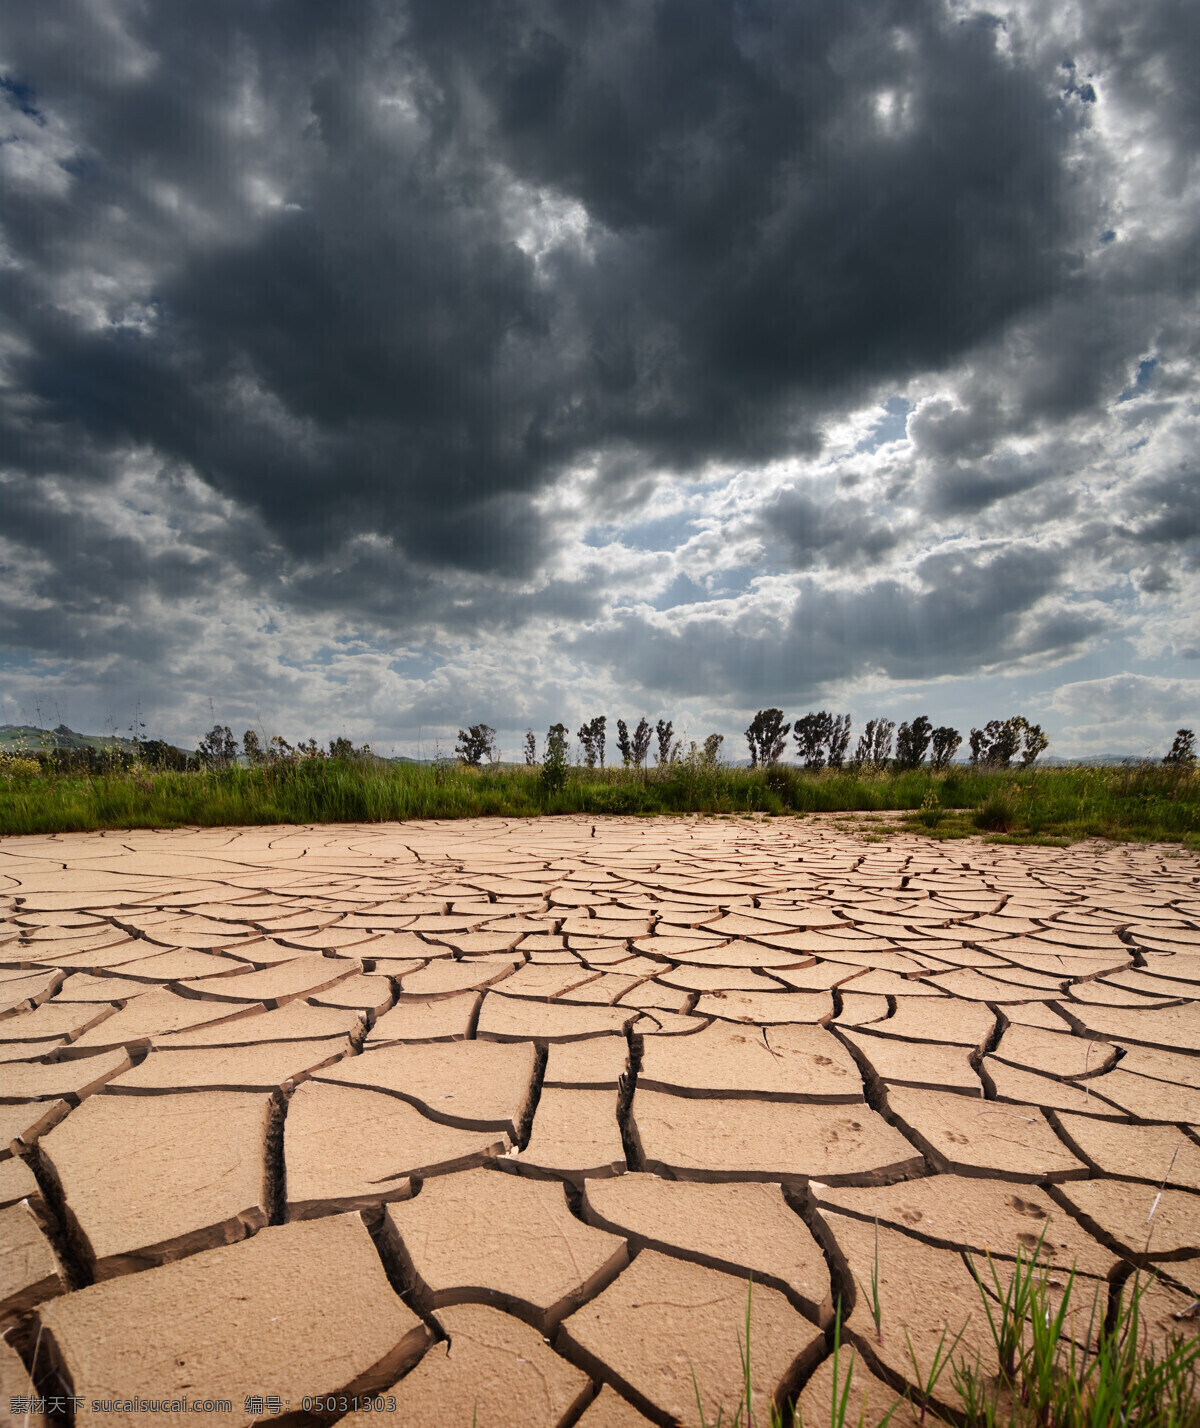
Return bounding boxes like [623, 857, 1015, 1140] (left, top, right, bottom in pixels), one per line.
[2, 0, 1198, 759]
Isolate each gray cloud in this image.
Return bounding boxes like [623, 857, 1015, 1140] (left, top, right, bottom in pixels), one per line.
[921, 456, 1052, 517]
[1, 2, 1086, 552]
[1122, 471, 1200, 549]
[574, 541, 1110, 703]
[756, 488, 903, 570]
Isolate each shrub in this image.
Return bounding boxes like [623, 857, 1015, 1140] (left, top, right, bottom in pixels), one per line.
[917, 790, 943, 828]
[0, 750, 39, 777]
[523, 729, 537, 765]
[541, 723, 568, 793]
[975, 795, 1015, 831]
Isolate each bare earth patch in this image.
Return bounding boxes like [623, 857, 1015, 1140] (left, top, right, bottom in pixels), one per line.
[1, 816, 1198, 1425]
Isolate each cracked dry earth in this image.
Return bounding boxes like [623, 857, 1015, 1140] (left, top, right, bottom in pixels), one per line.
[1, 817, 1199, 1428]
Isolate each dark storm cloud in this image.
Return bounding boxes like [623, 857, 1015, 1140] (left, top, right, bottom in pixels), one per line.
[3, 1, 1084, 570]
[407, 0, 1086, 458]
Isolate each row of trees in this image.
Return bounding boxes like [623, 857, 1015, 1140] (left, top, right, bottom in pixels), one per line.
[457, 720, 723, 772]
[74, 716, 1196, 776]
[196, 726, 371, 770]
[454, 711, 1051, 773]
[745, 709, 1049, 770]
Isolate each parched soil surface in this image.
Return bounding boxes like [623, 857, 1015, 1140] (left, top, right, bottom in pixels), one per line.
[1, 816, 1198, 1427]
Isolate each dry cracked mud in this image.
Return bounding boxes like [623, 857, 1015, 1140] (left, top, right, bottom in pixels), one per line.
[0, 816, 1197, 1425]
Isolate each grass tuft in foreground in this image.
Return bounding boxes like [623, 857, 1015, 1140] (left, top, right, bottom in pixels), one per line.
[0, 757, 1197, 847]
[691, 1246, 1199, 1428]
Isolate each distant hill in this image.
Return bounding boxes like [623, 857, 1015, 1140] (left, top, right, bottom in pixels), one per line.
[0, 722, 136, 752]
[0, 723, 185, 756]
[1036, 754, 1161, 767]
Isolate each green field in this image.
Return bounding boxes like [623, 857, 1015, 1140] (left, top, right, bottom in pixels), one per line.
[0, 754, 1197, 847]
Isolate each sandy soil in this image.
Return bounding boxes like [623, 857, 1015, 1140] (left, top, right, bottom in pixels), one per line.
[1, 817, 1198, 1426]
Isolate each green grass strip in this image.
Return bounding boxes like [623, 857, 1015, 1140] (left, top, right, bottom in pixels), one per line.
[0, 759, 1196, 846]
